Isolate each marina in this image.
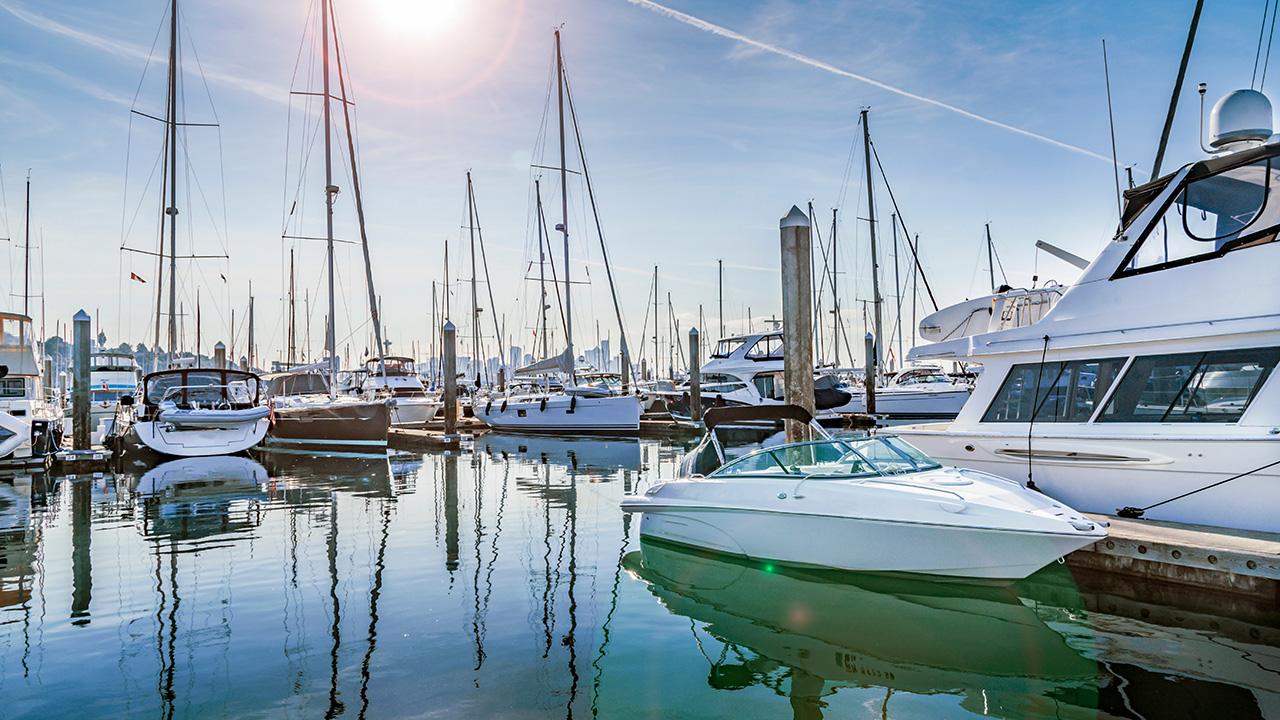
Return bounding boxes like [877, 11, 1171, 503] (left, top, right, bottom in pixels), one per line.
[2, 0, 1279, 716]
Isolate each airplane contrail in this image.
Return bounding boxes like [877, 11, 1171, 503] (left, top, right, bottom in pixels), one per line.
[623, 0, 1117, 166]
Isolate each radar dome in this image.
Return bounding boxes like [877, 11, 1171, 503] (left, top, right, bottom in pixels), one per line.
[1210, 89, 1273, 149]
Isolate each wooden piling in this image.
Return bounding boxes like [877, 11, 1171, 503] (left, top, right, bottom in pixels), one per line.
[780, 206, 815, 442]
[443, 321, 457, 437]
[72, 310, 91, 450]
[688, 327, 701, 423]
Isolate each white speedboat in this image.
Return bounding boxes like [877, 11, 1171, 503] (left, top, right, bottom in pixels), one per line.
[622, 405, 1105, 580]
[897, 88, 1280, 533]
[359, 356, 440, 426]
[123, 368, 270, 457]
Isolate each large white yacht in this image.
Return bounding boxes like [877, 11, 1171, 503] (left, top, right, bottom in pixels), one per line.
[0, 313, 61, 460]
[897, 89, 1280, 533]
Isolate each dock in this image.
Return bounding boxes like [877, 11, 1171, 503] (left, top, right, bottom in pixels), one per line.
[1068, 513, 1280, 602]
[388, 419, 488, 452]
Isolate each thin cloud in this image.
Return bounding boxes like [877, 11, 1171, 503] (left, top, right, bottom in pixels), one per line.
[0, 0, 286, 105]
[623, 0, 1116, 166]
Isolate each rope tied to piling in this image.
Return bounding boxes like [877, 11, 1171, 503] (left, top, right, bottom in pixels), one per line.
[1117, 457, 1280, 518]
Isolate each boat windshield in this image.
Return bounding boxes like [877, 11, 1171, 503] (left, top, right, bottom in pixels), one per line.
[711, 437, 942, 478]
[711, 338, 747, 358]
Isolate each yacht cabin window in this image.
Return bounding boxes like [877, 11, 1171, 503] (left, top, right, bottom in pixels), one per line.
[1120, 156, 1280, 276]
[0, 378, 23, 398]
[1097, 347, 1280, 423]
[711, 339, 747, 358]
[745, 335, 784, 360]
[982, 358, 1126, 423]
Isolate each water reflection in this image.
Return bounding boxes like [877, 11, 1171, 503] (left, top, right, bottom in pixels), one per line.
[0, 439, 1277, 719]
[624, 540, 1099, 718]
[133, 456, 269, 541]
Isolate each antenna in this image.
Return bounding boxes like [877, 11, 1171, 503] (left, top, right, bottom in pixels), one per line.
[1103, 40, 1122, 218]
[1197, 83, 1214, 153]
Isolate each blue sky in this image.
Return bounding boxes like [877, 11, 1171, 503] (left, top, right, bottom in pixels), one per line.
[0, 0, 1268, 368]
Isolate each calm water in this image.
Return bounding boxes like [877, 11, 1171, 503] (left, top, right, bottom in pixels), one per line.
[1, 435, 1278, 719]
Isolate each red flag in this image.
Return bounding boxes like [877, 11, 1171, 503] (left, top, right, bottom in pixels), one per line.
[130, 272, 146, 283]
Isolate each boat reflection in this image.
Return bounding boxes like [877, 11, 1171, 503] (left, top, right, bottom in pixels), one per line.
[256, 450, 398, 499]
[0, 478, 34, 612]
[479, 433, 640, 475]
[133, 456, 269, 541]
[624, 540, 1099, 718]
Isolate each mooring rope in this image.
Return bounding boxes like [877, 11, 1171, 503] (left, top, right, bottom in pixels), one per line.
[1117, 458, 1280, 518]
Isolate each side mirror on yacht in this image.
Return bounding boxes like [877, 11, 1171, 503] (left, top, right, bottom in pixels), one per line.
[0, 365, 8, 379]
[119, 394, 135, 407]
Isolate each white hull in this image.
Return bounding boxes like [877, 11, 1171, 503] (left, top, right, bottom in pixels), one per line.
[897, 424, 1280, 533]
[634, 508, 1098, 580]
[833, 386, 972, 419]
[131, 416, 270, 457]
[388, 398, 440, 426]
[474, 394, 641, 434]
[624, 461, 1104, 580]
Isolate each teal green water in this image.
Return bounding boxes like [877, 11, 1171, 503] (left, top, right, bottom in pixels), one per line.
[1, 435, 1277, 719]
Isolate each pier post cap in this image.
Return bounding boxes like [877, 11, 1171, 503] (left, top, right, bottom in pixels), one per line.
[73, 309, 90, 322]
[865, 332, 874, 340]
[443, 320, 456, 332]
[214, 341, 226, 350]
[689, 327, 699, 337]
[780, 206, 810, 229]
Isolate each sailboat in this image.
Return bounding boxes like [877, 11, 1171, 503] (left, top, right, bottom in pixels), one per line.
[117, 0, 270, 458]
[474, 30, 641, 435]
[261, 0, 391, 455]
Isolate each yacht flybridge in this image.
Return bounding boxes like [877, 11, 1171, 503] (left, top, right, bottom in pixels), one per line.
[898, 88, 1280, 533]
[360, 356, 440, 426]
[622, 405, 1105, 580]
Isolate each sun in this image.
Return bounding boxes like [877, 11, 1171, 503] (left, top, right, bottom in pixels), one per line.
[369, 0, 466, 37]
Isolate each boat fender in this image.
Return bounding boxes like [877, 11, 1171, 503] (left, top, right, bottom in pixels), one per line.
[540, 397, 547, 412]
[500, 399, 508, 412]
[569, 395, 577, 413]
[485, 399, 493, 414]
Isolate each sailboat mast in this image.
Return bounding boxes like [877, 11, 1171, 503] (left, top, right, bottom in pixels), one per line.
[23, 173, 30, 317]
[892, 213, 902, 370]
[166, 0, 179, 358]
[321, 0, 337, 392]
[330, 2, 387, 382]
[718, 259, 723, 339]
[536, 180, 548, 360]
[288, 248, 296, 365]
[555, 30, 574, 385]
[861, 109, 883, 374]
[468, 171, 480, 387]
[652, 266, 659, 379]
[832, 208, 840, 367]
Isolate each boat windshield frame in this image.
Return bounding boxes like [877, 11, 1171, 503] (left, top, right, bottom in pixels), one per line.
[710, 436, 942, 478]
[1114, 143, 1280, 279]
[142, 368, 262, 409]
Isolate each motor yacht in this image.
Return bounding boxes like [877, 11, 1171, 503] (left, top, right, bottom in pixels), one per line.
[85, 348, 143, 444]
[120, 367, 270, 457]
[829, 364, 974, 420]
[0, 313, 61, 461]
[359, 356, 440, 426]
[622, 405, 1105, 580]
[897, 88, 1280, 533]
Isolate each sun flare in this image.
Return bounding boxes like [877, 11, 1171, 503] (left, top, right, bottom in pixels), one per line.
[370, 0, 466, 37]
